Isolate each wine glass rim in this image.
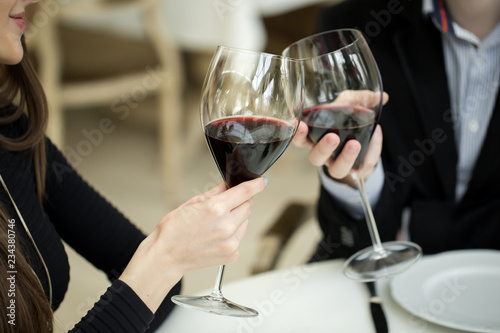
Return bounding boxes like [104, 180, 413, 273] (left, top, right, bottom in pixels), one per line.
[283, 28, 365, 60]
[215, 45, 302, 63]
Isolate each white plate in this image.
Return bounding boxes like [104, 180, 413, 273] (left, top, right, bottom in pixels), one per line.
[390, 249, 500, 333]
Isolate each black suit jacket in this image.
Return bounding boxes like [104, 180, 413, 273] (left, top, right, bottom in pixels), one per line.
[312, 0, 500, 258]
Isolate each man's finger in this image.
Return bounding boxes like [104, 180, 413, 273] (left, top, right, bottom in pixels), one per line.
[308, 133, 340, 166]
[292, 122, 312, 148]
[325, 140, 361, 179]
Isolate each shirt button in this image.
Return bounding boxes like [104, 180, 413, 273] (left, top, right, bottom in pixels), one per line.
[476, 58, 486, 68]
[468, 119, 480, 132]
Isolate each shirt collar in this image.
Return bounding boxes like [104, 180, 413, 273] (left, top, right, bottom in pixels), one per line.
[422, 0, 487, 45]
[422, 0, 455, 35]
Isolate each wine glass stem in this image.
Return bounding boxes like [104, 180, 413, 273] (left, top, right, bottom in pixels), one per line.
[351, 171, 385, 254]
[210, 265, 225, 299]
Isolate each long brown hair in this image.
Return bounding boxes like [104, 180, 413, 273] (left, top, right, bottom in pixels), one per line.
[0, 36, 53, 331]
[0, 37, 48, 202]
[0, 209, 53, 332]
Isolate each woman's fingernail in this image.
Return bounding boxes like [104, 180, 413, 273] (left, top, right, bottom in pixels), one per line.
[264, 177, 269, 186]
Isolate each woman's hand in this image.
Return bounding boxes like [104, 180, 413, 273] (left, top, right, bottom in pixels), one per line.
[119, 177, 266, 312]
[293, 91, 388, 187]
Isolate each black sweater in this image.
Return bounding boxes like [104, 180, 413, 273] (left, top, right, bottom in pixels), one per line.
[0, 110, 180, 332]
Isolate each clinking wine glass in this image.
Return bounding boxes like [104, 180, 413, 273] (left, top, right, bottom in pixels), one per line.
[171, 46, 303, 316]
[283, 29, 422, 281]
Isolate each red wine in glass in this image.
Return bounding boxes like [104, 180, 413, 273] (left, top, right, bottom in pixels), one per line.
[302, 105, 376, 169]
[171, 45, 303, 317]
[205, 116, 295, 188]
[283, 29, 421, 281]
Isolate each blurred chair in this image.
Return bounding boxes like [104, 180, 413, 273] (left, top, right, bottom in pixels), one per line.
[26, 0, 184, 202]
[251, 201, 315, 274]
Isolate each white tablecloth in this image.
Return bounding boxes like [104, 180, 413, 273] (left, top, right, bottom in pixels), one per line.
[158, 259, 469, 332]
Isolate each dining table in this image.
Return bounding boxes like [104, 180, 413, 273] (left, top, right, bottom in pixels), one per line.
[157, 249, 500, 333]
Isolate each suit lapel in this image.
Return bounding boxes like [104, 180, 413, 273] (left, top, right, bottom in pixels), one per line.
[392, 16, 458, 200]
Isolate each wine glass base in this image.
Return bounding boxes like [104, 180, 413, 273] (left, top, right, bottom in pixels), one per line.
[171, 294, 259, 317]
[343, 241, 422, 281]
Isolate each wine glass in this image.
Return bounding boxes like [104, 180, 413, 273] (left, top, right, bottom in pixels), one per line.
[283, 29, 422, 281]
[171, 46, 303, 316]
